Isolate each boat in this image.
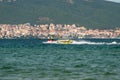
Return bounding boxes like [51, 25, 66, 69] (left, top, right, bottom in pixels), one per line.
[47, 35, 55, 42]
[45, 35, 73, 44]
[57, 39, 73, 44]
[43, 39, 56, 44]
[43, 39, 73, 44]
[47, 39, 54, 42]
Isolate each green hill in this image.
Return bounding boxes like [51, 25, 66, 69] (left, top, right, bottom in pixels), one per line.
[0, 0, 120, 29]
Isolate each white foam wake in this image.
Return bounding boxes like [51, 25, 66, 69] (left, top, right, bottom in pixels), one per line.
[43, 40, 120, 45]
[72, 40, 119, 45]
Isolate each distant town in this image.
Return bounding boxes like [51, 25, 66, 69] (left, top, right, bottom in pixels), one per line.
[0, 23, 120, 39]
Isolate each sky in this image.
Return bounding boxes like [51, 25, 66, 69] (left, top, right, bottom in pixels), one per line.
[106, 0, 120, 3]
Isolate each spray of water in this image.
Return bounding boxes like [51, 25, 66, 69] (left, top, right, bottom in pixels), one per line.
[43, 40, 120, 45]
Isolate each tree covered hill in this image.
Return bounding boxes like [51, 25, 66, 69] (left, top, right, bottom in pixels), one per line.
[0, 0, 120, 29]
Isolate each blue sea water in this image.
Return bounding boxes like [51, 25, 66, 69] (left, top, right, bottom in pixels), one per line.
[0, 39, 120, 80]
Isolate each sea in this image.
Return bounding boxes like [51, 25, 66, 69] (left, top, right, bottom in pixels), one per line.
[0, 38, 120, 80]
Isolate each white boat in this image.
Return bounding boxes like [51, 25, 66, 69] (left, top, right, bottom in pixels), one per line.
[43, 39, 56, 44]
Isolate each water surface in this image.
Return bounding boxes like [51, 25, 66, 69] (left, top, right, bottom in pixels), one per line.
[0, 39, 120, 80]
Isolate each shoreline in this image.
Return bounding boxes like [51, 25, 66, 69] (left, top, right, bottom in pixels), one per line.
[0, 23, 120, 39]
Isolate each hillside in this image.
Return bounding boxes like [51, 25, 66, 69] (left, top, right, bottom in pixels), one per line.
[0, 0, 120, 29]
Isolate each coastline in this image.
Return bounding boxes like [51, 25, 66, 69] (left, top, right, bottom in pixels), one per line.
[0, 23, 120, 39]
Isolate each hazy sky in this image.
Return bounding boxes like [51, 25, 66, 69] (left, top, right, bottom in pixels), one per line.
[106, 0, 120, 3]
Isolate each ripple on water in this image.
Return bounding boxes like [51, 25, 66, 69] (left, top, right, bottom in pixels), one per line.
[0, 39, 120, 80]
